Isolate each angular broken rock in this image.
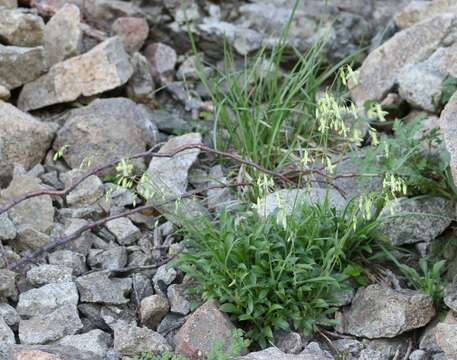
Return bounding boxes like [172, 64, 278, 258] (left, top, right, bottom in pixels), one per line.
[48, 250, 87, 276]
[379, 197, 454, 245]
[0, 45, 47, 90]
[105, 217, 141, 245]
[0, 303, 19, 327]
[113, 321, 171, 357]
[444, 274, 457, 312]
[76, 270, 132, 304]
[256, 188, 346, 218]
[140, 294, 170, 330]
[0, 317, 15, 345]
[44, 3, 83, 66]
[127, 52, 155, 107]
[18, 37, 133, 111]
[9, 345, 102, 360]
[0, 8, 45, 47]
[0, 269, 16, 298]
[145, 42, 177, 83]
[441, 91, 457, 184]
[175, 299, 240, 359]
[233, 347, 330, 360]
[435, 312, 457, 358]
[56, 329, 112, 357]
[53, 97, 156, 172]
[395, 0, 457, 29]
[19, 304, 83, 344]
[350, 13, 457, 106]
[111, 16, 149, 54]
[340, 284, 435, 339]
[61, 170, 104, 207]
[26, 264, 73, 286]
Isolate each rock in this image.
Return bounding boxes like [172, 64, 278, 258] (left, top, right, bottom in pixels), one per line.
[0, 213, 16, 241]
[127, 52, 155, 107]
[113, 321, 172, 357]
[153, 265, 177, 294]
[419, 318, 442, 354]
[256, 188, 346, 218]
[0, 45, 47, 90]
[145, 43, 177, 83]
[62, 171, 104, 207]
[379, 197, 453, 245]
[233, 347, 331, 360]
[274, 331, 304, 354]
[0, 317, 14, 345]
[340, 284, 435, 339]
[17, 282, 79, 318]
[0, 270, 16, 298]
[53, 98, 156, 172]
[0, 102, 54, 186]
[206, 165, 235, 210]
[435, 312, 457, 358]
[88, 246, 127, 270]
[105, 218, 141, 245]
[48, 250, 87, 276]
[350, 14, 457, 106]
[440, 91, 457, 183]
[43, 4, 83, 66]
[146, 109, 190, 135]
[0, 0, 16, 8]
[76, 270, 132, 304]
[0, 8, 44, 46]
[0, 85, 9, 101]
[0, 303, 19, 326]
[140, 294, 169, 330]
[111, 17, 148, 54]
[175, 299, 239, 359]
[19, 304, 83, 344]
[18, 37, 133, 111]
[333, 339, 364, 360]
[395, 0, 457, 29]
[302, 343, 333, 359]
[9, 345, 102, 360]
[167, 283, 191, 315]
[443, 274, 457, 312]
[409, 350, 428, 360]
[1, 175, 55, 251]
[56, 329, 112, 357]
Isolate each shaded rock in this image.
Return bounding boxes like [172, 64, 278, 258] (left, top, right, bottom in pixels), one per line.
[152, 264, 177, 294]
[274, 331, 304, 354]
[167, 283, 191, 315]
[340, 284, 435, 339]
[0, 269, 16, 298]
[206, 165, 236, 210]
[0, 102, 54, 186]
[56, 329, 112, 357]
[350, 14, 457, 106]
[0, 213, 16, 241]
[419, 318, 442, 354]
[443, 274, 457, 312]
[9, 345, 101, 360]
[43, 3, 83, 66]
[48, 250, 87, 276]
[62, 171, 104, 207]
[76, 270, 132, 304]
[145, 42, 177, 83]
[175, 299, 239, 359]
[441, 91, 457, 184]
[111, 16, 148, 54]
[19, 304, 83, 344]
[17, 282, 79, 317]
[140, 294, 169, 330]
[233, 347, 331, 360]
[113, 321, 171, 357]
[435, 312, 457, 358]
[53, 98, 156, 172]
[26, 264, 73, 286]
[105, 217, 141, 245]
[88, 246, 127, 270]
[256, 188, 346, 218]
[146, 109, 190, 135]
[409, 350, 428, 360]
[0, 8, 44, 46]
[0, 303, 19, 326]
[333, 339, 364, 360]
[18, 37, 133, 111]
[0, 317, 14, 345]
[379, 197, 453, 245]
[0, 45, 47, 90]
[127, 52, 155, 107]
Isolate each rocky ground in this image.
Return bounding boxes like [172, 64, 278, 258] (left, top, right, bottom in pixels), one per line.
[3, 0, 457, 360]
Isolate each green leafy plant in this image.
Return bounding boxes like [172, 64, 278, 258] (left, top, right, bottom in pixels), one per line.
[175, 196, 385, 347]
[132, 352, 189, 360]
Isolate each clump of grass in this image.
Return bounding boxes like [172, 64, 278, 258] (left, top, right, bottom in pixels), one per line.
[175, 196, 385, 347]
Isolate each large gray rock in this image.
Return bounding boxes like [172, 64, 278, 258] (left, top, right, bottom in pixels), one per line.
[233, 347, 331, 360]
[26, 265, 73, 286]
[175, 299, 240, 359]
[53, 98, 156, 172]
[17, 282, 78, 318]
[62, 170, 104, 207]
[19, 304, 83, 344]
[56, 329, 112, 357]
[140, 294, 169, 330]
[48, 250, 87, 276]
[8, 345, 102, 360]
[18, 37, 133, 111]
[435, 312, 457, 358]
[88, 246, 128, 270]
[0, 45, 47, 90]
[105, 217, 141, 245]
[350, 14, 457, 106]
[113, 321, 171, 357]
[256, 188, 346, 218]
[0, 8, 44, 46]
[0, 318, 14, 345]
[43, 4, 83, 66]
[340, 284, 435, 339]
[0, 303, 19, 327]
[0, 102, 54, 186]
[395, 0, 457, 29]
[379, 197, 454, 245]
[76, 270, 132, 304]
[441, 91, 457, 184]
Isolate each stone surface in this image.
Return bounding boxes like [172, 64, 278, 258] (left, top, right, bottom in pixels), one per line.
[152, 265, 177, 294]
[127, 52, 155, 107]
[0, 0, 16, 8]
[395, 0, 457, 29]
[26, 265, 73, 286]
[443, 274, 457, 312]
[56, 329, 112, 357]
[19, 304, 83, 344]
[140, 294, 169, 330]
[0, 85, 9, 101]
[256, 188, 346, 218]
[105, 217, 141, 245]
[63, 172, 104, 207]
[0, 45, 47, 90]
[379, 197, 454, 245]
[43, 4, 82, 66]
[0, 8, 44, 46]
[0, 270, 16, 298]
[18, 37, 133, 111]
[17, 282, 79, 318]
[0, 303, 19, 326]
[48, 250, 87, 276]
[145, 43, 177, 82]
[9, 345, 101, 360]
[76, 270, 132, 304]
[175, 299, 239, 359]
[274, 331, 304, 354]
[88, 246, 127, 270]
[111, 17, 148, 54]
[53, 98, 156, 172]
[233, 347, 331, 360]
[113, 321, 171, 357]
[167, 283, 191, 315]
[441, 91, 457, 184]
[350, 14, 457, 106]
[0, 213, 16, 241]
[340, 284, 435, 339]
[0, 317, 14, 345]
[435, 312, 457, 358]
